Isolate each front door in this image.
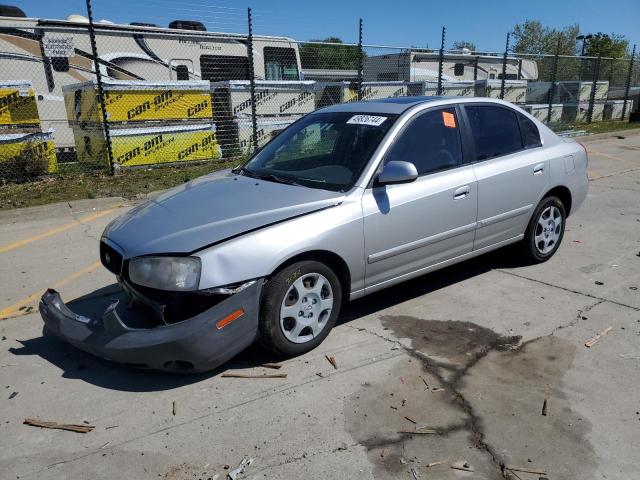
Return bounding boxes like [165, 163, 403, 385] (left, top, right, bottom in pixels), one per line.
[362, 106, 478, 292]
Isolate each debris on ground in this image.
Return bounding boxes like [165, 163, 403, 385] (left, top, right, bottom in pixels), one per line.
[261, 363, 282, 369]
[404, 416, 416, 424]
[99, 441, 110, 449]
[431, 387, 445, 393]
[410, 467, 420, 479]
[23, 418, 95, 433]
[105, 425, 118, 430]
[594, 281, 604, 285]
[426, 461, 445, 468]
[505, 466, 547, 475]
[221, 373, 287, 379]
[227, 456, 253, 480]
[420, 377, 428, 388]
[172, 401, 176, 416]
[450, 461, 474, 472]
[542, 399, 548, 416]
[325, 355, 338, 369]
[585, 326, 613, 348]
[8, 391, 18, 400]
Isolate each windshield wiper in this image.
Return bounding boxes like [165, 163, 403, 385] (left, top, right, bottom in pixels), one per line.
[254, 173, 301, 186]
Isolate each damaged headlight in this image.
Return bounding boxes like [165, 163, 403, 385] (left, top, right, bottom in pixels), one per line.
[201, 280, 257, 295]
[129, 256, 200, 291]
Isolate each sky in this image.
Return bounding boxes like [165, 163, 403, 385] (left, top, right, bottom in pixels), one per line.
[12, 0, 640, 53]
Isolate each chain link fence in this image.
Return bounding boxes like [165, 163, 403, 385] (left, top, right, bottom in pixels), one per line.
[0, 0, 638, 184]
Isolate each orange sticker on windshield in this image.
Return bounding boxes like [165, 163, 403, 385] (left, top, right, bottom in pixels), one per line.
[442, 111, 456, 128]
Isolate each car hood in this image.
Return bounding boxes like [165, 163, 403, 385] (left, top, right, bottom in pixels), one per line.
[104, 169, 345, 258]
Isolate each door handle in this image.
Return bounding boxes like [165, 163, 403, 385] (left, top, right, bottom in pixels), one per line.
[453, 185, 470, 200]
[533, 163, 545, 175]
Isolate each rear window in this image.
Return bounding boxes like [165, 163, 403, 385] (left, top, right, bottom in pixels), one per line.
[465, 105, 523, 160]
[518, 113, 542, 149]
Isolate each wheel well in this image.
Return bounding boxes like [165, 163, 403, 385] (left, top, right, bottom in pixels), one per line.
[272, 250, 352, 303]
[544, 186, 572, 216]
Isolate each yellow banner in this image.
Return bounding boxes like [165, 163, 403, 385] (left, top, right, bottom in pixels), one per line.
[0, 132, 57, 173]
[74, 125, 221, 167]
[0, 87, 40, 126]
[65, 86, 213, 125]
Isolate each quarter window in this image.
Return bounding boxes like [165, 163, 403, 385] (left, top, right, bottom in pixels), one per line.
[454, 63, 464, 76]
[175, 65, 189, 80]
[518, 113, 542, 149]
[465, 105, 523, 160]
[385, 108, 463, 175]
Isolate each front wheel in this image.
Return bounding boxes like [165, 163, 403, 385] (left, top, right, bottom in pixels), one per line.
[522, 196, 566, 263]
[259, 260, 342, 357]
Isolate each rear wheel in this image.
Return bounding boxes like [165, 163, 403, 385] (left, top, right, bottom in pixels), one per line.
[522, 196, 566, 263]
[259, 260, 342, 356]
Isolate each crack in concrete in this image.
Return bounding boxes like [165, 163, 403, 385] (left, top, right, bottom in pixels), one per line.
[551, 299, 605, 336]
[496, 268, 640, 312]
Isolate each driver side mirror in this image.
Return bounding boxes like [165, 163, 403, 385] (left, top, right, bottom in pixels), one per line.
[376, 161, 418, 186]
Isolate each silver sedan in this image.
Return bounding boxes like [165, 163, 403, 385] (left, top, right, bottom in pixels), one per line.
[40, 97, 588, 372]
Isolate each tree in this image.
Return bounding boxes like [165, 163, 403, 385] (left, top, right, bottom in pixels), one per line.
[512, 20, 579, 55]
[299, 37, 363, 70]
[452, 40, 476, 52]
[584, 33, 629, 58]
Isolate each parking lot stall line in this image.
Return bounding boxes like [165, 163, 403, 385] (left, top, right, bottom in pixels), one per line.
[0, 208, 116, 254]
[0, 261, 102, 320]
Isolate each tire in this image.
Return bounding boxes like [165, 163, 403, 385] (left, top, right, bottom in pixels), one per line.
[259, 260, 342, 357]
[522, 195, 566, 263]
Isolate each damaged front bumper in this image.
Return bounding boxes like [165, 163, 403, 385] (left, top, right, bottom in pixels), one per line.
[39, 280, 263, 373]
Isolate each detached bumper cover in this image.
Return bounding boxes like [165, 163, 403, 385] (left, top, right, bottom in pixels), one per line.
[39, 280, 263, 373]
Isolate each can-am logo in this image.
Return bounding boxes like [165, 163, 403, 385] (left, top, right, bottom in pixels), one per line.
[279, 91, 313, 113]
[177, 133, 217, 160]
[126, 91, 174, 120]
[117, 134, 164, 163]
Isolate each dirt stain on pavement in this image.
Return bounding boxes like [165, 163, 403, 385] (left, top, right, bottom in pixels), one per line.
[345, 316, 597, 479]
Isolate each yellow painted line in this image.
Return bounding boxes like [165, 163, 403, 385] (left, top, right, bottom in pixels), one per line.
[0, 261, 102, 320]
[0, 208, 117, 254]
[586, 148, 636, 165]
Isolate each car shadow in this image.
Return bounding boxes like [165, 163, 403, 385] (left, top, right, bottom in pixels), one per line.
[10, 244, 528, 392]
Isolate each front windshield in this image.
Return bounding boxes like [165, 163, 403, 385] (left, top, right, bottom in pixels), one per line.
[239, 112, 398, 191]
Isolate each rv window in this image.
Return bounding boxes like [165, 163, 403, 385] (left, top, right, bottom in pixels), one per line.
[200, 55, 249, 82]
[377, 72, 399, 81]
[454, 63, 464, 76]
[175, 65, 190, 81]
[52, 57, 69, 73]
[263, 47, 299, 80]
[498, 73, 517, 80]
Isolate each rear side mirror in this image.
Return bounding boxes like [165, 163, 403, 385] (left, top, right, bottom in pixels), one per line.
[376, 161, 418, 186]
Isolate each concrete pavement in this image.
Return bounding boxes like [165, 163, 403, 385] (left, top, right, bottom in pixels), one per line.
[0, 130, 639, 480]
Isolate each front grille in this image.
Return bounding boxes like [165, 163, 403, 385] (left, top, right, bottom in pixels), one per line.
[100, 241, 123, 276]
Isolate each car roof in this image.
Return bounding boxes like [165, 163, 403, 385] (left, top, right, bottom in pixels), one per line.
[318, 96, 445, 114]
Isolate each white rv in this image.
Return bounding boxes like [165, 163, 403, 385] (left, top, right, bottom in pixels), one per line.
[364, 50, 538, 83]
[0, 6, 302, 155]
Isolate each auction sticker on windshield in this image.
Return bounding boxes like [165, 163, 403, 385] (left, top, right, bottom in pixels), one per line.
[346, 115, 387, 126]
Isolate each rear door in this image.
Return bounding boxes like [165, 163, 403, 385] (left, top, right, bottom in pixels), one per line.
[362, 106, 478, 291]
[463, 104, 549, 250]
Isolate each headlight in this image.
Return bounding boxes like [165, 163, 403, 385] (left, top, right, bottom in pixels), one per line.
[129, 256, 201, 291]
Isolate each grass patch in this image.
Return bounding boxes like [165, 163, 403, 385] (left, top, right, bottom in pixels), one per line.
[548, 120, 640, 135]
[0, 160, 236, 210]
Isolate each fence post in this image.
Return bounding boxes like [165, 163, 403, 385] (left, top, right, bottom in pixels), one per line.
[499, 33, 510, 99]
[547, 37, 561, 124]
[473, 56, 479, 80]
[437, 26, 445, 95]
[85, 0, 114, 174]
[357, 18, 363, 100]
[622, 44, 636, 121]
[246, 8, 258, 153]
[587, 55, 601, 123]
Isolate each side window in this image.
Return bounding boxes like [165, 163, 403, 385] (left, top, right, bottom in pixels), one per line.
[518, 113, 542, 149]
[263, 47, 299, 80]
[465, 105, 523, 160]
[51, 57, 69, 72]
[454, 63, 464, 76]
[200, 55, 249, 81]
[385, 108, 463, 176]
[175, 65, 189, 81]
